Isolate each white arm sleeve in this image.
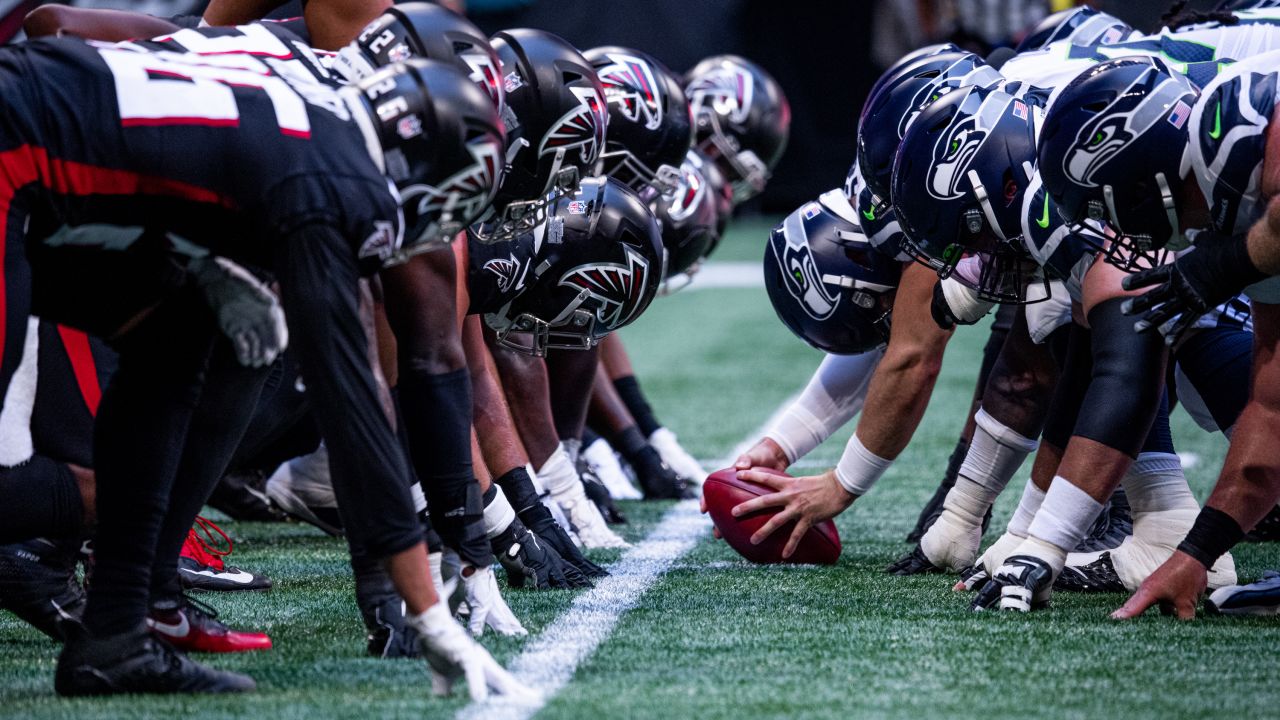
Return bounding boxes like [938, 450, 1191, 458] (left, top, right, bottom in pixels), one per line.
[765, 349, 883, 463]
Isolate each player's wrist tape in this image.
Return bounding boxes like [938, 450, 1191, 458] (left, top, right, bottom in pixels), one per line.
[1177, 506, 1244, 569]
[482, 485, 516, 539]
[834, 433, 892, 497]
[939, 277, 994, 325]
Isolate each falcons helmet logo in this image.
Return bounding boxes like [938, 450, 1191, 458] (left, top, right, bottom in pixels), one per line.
[483, 256, 526, 294]
[666, 162, 706, 222]
[558, 244, 652, 330]
[597, 52, 664, 130]
[401, 136, 504, 232]
[539, 84, 608, 165]
[687, 63, 754, 125]
[460, 51, 504, 112]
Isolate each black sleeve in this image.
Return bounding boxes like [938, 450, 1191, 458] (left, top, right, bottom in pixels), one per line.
[275, 223, 420, 559]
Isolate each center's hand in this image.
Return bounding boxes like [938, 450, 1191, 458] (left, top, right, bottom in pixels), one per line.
[730, 469, 856, 559]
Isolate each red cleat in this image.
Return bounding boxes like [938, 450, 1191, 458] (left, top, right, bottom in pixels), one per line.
[179, 517, 272, 592]
[147, 595, 272, 653]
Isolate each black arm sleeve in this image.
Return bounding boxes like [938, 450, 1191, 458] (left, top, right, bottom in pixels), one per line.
[276, 223, 420, 559]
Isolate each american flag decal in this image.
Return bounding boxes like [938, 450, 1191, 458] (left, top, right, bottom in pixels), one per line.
[558, 244, 652, 330]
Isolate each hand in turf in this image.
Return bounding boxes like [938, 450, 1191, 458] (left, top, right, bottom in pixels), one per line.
[1111, 550, 1207, 621]
[733, 438, 790, 473]
[730, 469, 855, 559]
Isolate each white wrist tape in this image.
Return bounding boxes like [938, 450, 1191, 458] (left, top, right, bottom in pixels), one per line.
[1027, 476, 1105, 552]
[956, 408, 1039, 496]
[767, 351, 882, 462]
[834, 433, 893, 497]
[482, 484, 516, 539]
[536, 445, 577, 495]
[940, 276, 995, 324]
[1007, 478, 1046, 538]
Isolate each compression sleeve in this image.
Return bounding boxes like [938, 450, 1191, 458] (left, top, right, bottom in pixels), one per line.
[765, 350, 884, 463]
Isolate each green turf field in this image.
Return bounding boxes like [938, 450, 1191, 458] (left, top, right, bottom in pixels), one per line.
[1, 221, 1276, 719]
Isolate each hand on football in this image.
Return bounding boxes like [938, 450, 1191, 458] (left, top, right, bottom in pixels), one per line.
[1111, 550, 1207, 621]
[732, 438, 789, 473]
[729, 469, 855, 559]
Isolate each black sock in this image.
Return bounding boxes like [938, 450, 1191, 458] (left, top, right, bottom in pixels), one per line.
[613, 375, 661, 437]
[0, 456, 83, 544]
[611, 425, 648, 466]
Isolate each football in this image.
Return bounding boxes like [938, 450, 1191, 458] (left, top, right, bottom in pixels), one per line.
[702, 467, 842, 565]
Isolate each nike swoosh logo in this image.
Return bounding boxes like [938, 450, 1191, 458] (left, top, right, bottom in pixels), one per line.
[862, 207, 875, 221]
[185, 567, 257, 584]
[1208, 102, 1222, 140]
[1036, 195, 1050, 229]
[148, 614, 191, 637]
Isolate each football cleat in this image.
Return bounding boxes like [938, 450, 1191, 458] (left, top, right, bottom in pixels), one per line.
[1053, 550, 1125, 593]
[206, 470, 288, 523]
[970, 555, 1054, 612]
[0, 538, 86, 640]
[1244, 506, 1280, 542]
[885, 545, 944, 576]
[1206, 571, 1280, 616]
[491, 518, 591, 589]
[264, 446, 345, 536]
[581, 438, 643, 500]
[1072, 492, 1132, 553]
[629, 445, 695, 500]
[178, 517, 272, 592]
[56, 625, 256, 695]
[648, 428, 707, 487]
[147, 595, 272, 653]
[580, 464, 627, 525]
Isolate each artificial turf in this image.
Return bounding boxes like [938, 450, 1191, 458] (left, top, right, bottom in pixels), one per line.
[1, 221, 1275, 719]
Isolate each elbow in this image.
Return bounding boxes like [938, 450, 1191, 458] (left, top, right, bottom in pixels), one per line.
[24, 5, 72, 38]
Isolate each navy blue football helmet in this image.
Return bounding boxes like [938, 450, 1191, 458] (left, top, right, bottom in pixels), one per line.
[1037, 56, 1198, 270]
[855, 52, 1002, 217]
[890, 84, 1044, 303]
[764, 189, 901, 354]
[1015, 7, 1134, 53]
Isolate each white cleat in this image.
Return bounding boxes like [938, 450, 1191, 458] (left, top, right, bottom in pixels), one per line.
[648, 427, 706, 486]
[583, 438, 642, 500]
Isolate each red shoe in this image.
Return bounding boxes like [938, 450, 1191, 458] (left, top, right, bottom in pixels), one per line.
[179, 517, 272, 592]
[147, 595, 272, 653]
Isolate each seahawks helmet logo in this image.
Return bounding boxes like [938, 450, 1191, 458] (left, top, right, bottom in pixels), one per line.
[558, 244, 652, 330]
[400, 136, 504, 236]
[771, 211, 838, 320]
[927, 116, 987, 201]
[483, 256, 525, 294]
[597, 52, 664, 131]
[687, 63, 754, 125]
[539, 85, 608, 166]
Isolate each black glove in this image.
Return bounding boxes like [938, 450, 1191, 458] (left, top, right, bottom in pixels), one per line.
[518, 505, 606, 580]
[885, 546, 943, 576]
[491, 517, 583, 590]
[1122, 231, 1269, 345]
[930, 280, 958, 331]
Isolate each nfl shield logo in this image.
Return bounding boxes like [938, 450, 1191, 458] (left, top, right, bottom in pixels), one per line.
[567, 200, 588, 214]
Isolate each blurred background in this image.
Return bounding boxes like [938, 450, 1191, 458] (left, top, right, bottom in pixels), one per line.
[0, 0, 1229, 212]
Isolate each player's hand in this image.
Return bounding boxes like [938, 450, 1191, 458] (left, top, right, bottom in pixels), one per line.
[730, 469, 855, 559]
[732, 438, 789, 473]
[492, 519, 588, 590]
[191, 255, 288, 367]
[413, 601, 540, 703]
[698, 493, 723, 539]
[1111, 550, 1207, 621]
[461, 565, 528, 637]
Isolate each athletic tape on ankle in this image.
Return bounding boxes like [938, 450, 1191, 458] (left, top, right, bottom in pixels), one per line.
[1122, 452, 1198, 515]
[1007, 478, 1046, 538]
[958, 408, 1039, 495]
[537, 445, 577, 495]
[1027, 476, 1105, 552]
[943, 477, 992, 527]
[482, 485, 516, 539]
[835, 433, 893, 497]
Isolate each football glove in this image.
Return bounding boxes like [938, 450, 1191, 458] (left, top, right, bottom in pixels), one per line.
[885, 546, 943, 576]
[519, 506, 608, 580]
[581, 467, 627, 525]
[460, 565, 527, 637]
[631, 446, 694, 500]
[189, 255, 288, 368]
[1122, 231, 1268, 345]
[542, 446, 630, 549]
[410, 601, 539, 703]
[491, 518, 587, 590]
[970, 555, 1054, 612]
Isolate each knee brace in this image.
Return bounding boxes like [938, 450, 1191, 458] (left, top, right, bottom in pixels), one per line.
[1073, 299, 1167, 456]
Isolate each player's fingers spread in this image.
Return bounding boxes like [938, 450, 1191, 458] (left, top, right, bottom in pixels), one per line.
[1122, 266, 1168, 291]
[731, 490, 787, 516]
[751, 507, 796, 545]
[782, 519, 812, 559]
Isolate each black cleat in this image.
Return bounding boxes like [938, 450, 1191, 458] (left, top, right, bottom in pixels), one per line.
[206, 470, 288, 523]
[56, 626, 255, 695]
[1244, 506, 1280, 543]
[0, 538, 86, 640]
[1054, 551, 1125, 593]
[885, 546, 944, 576]
[1072, 490, 1132, 553]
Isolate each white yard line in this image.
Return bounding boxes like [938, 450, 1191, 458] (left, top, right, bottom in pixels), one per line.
[457, 396, 798, 720]
[682, 261, 763, 291]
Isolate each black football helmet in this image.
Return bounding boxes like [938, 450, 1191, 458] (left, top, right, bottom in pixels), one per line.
[890, 84, 1045, 304]
[651, 151, 720, 284]
[1014, 7, 1134, 53]
[684, 55, 790, 204]
[855, 51, 1002, 216]
[585, 46, 693, 198]
[484, 177, 664, 355]
[686, 147, 733, 245]
[764, 189, 901, 354]
[1037, 56, 1197, 269]
[334, 2, 504, 114]
[471, 29, 609, 244]
[343, 59, 505, 265]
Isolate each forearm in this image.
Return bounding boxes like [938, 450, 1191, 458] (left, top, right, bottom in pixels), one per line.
[485, 331, 560, 467]
[462, 316, 530, 478]
[201, 0, 287, 26]
[1246, 195, 1280, 276]
[588, 359, 638, 436]
[766, 350, 883, 463]
[24, 6, 179, 40]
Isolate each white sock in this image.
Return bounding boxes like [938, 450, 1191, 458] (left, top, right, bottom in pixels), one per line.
[482, 485, 516, 539]
[1007, 478, 1046, 538]
[1027, 476, 1105, 553]
[429, 551, 446, 595]
[957, 409, 1039, 497]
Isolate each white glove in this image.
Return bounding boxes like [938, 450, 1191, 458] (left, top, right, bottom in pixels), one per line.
[540, 445, 629, 549]
[648, 427, 706, 485]
[582, 437, 642, 500]
[461, 565, 527, 637]
[918, 508, 982, 572]
[190, 255, 288, 368]
[409, 601, 539, 703]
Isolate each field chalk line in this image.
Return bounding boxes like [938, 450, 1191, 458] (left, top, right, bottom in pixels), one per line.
[457, 394, 798, 720]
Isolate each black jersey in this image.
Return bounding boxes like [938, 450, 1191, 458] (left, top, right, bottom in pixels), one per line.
[132, 19, 334, 87]
[0, 36, 401, 272]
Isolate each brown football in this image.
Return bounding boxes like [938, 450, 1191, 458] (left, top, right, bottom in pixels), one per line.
[702, 467, 841, 565]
